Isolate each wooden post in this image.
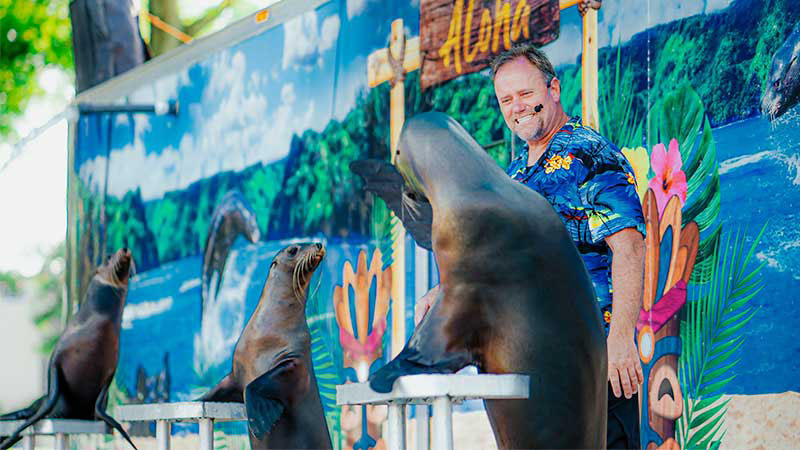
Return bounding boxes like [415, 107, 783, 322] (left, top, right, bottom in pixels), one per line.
[581, 7, 600, 130]
[366, 19, 421, 357]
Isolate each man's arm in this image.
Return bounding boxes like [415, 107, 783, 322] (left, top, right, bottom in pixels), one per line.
[605, 227, 645, 398]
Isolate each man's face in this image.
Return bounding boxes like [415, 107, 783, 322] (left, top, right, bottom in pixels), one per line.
[493, 56, 560, 144]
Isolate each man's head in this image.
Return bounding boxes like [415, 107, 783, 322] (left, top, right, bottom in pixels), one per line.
[492, 44, 566, 145]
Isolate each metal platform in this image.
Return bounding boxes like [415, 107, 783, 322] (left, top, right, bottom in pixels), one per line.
[337, 374, 530, 450]
[0, 419, 110, 450]
[115, 402, 245, 450]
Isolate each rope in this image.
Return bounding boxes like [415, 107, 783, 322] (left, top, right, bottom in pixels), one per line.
[141, 11, 193, 44]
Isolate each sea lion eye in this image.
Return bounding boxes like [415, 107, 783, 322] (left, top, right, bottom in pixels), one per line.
[773, 79, 780, 89]
[288, 246, 298, 256]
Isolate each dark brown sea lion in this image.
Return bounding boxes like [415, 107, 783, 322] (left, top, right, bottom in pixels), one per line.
[0, 249, 137, 450]
[762, 24, 800, 120]
[351, 112, 608, 449]
[198, 243, 331, 449]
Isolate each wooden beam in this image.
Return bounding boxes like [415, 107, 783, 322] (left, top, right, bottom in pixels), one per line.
[581, 8, 599, 131]
[367, 37, 420, 88]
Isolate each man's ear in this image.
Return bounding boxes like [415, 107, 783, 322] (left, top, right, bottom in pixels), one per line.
[549, 77, 562, 103]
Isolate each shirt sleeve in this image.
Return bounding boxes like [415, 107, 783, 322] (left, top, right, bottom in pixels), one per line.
[580, 144, 646, 244]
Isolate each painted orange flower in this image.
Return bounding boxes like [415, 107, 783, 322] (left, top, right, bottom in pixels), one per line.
[648, 139, 687, 217]
[604, 310, 612, 324]
[333, 248, 392, 382]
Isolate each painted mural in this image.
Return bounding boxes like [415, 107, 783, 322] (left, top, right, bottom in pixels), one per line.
[68, 0, 799, 448]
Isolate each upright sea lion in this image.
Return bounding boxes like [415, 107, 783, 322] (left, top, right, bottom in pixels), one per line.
[762, 24, 800, 120]
[201, 190, 261, 315]
[0, 249, 137, 450]
[351, 112, 607, 449]
[197, 243, 331, 449]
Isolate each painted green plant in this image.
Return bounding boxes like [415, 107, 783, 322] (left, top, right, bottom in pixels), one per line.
[676, 226, 765, 449]
[599, 44, 644, 149]
[648, 83, 721, 283]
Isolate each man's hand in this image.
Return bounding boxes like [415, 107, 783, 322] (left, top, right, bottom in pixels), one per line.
[414, 285, 441, 325]
[607, 330, 644, 398]
[605, 227, 645, 398]
[578, 0, 602, 16]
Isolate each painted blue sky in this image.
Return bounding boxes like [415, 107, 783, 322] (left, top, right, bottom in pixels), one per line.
[75, 0, 735, 201]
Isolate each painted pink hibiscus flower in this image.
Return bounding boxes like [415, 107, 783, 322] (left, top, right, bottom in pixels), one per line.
[648, 138, 688, 217]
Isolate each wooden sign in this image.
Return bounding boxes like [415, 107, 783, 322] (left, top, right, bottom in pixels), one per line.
[420, 0, 560, 90]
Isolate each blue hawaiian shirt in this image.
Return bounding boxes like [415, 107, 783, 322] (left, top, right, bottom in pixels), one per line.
[506, 117, 646, 334]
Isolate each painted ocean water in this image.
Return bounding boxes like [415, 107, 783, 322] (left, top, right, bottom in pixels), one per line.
[712, 112, 800, 395]
[118, 112, 800, 417]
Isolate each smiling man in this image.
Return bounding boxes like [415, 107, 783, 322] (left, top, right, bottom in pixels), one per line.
[492, 43, 646, 449]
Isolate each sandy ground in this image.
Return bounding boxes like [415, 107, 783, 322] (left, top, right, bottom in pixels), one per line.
[10, 391, 798, 449]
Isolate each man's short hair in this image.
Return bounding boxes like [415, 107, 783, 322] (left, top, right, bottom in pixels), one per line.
[490, 43, 556, 83]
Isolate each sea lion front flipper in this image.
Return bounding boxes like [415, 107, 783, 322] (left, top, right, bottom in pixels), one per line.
[95, 379, 138, 450]
[197, 372, 243, 403]
[369, 288, 472, 393]
[244, 359, 308, 442]
[350, 159, 433, 250]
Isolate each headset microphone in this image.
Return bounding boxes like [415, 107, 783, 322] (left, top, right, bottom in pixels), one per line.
[534, 104, 544, 113]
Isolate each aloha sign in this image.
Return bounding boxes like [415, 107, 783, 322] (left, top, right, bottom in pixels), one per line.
[420, 0, 560, 89]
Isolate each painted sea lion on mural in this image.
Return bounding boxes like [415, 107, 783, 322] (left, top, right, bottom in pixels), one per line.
[201, 190, 261, 315]
[0, 249, 137, 450]
[762, 24, 800, 120]
[196, 243, 331, 449]
[351, 112, 607, 449]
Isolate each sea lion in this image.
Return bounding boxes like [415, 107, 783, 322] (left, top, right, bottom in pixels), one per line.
[197, 243, 331, 449]
[762, 24, 800, 120]
[351, 112, 608, 449]
[201, 190, 261, 316]
[0, 249, 137, 450]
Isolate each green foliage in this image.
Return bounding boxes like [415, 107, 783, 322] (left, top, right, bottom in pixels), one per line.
[30, 242, 66, 355]
[677, 225, 765, 449]
[0, 271, 20, 296]
[648, 83, 721, 283]
[0, 0, 73, 138]
[557, 65, 582, 119]
[599, 45, 643, 149]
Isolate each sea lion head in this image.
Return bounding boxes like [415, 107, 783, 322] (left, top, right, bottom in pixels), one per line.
[84, 248, 134, 314]
[762, 27, 800, 120]
[269, 242, 326, 303]
[96, 247, 134, 288]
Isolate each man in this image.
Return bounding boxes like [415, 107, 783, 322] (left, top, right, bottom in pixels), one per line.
[492, 43, 646, 448]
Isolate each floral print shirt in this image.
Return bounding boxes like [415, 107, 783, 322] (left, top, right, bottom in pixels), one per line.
[506, 117, 646, 334]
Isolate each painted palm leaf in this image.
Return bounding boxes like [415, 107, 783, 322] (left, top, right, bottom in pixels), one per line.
[599, 44, 643, 150]
[647, 83, 721, 284]
[676, 225, 766, 449]
[309, 321, 342, 449]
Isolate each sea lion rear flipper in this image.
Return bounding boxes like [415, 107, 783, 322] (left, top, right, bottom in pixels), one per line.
[0, 359, 61, 450]
[244, 359, 307, 442]
[350, 159, 433, 250]
[0, 397, 44, 421]
[197, 373, 243, 403]
[369, 288, 472, 393]
[95, 380, 138, 450]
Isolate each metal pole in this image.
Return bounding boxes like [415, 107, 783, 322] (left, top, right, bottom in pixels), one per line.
[415, 404, 430, 450]
[22, 435, 34, 450]
[387, 403, 407, 450]
[432, 397, 453, 450]
[157, 420, 171, 450]
[54, 433, 68, 450]
[199, 418, 214, 450]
